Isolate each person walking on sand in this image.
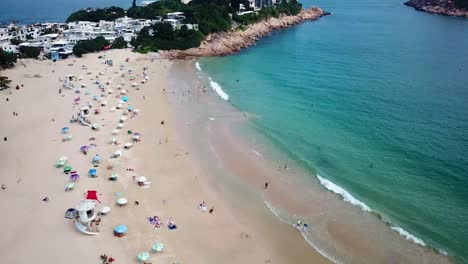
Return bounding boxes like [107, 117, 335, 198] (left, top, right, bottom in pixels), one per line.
[264, 182, 269, 189]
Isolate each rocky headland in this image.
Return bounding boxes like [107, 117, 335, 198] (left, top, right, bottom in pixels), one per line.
[404, 0, 468, 17]
[159, 7, 329, 59]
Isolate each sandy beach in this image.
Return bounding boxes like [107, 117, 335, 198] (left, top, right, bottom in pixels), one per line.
[0, 49, 330, 264]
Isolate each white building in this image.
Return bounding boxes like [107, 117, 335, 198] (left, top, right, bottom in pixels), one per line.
[0, 44, 19, 54]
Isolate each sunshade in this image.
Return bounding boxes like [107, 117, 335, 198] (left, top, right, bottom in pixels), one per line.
[110, 173, 119, 179]
[64, 166, 72, 173]
[92, 155, 101, 162]
[100, 206, 111, 214]
[112, 129, 119, 135]
[61, 127, 70, 133]
[114, 225, 128, 234]
[86, 190, 101, 203]
[122, 96, 128, 102]
[152, 243, 164, 252]
[110, 107, 117, 112]
[124, 143, 132, 148]
[137, 176, 147, 182]
[127, 105, 135, 111]
[64, 208, 77, 219]
[70, 173, 80, 180]
[117, 123, 124, 128]
[65, 182, 75, 190]
[117, 197, 128, 205]
[88, 168, 97, 176]
[80, 145, 89, 152]
[137, 252, 149, 262]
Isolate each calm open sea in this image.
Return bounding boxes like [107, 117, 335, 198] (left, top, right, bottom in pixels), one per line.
[198, 0, 468, 262]
[0, 0, 131, 24]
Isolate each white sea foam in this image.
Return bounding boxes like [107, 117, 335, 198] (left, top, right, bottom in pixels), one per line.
[264, 201, 341, 264]
[317, 174, 372, 212]
[195, 62, 202, 71]
[252, 148, 262, 157]
[391, 226, 426, 247]
[208, 77, 229, 101]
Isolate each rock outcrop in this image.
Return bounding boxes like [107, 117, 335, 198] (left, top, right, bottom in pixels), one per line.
[404, 0, 468, 17]
[159, 7, 329, 59]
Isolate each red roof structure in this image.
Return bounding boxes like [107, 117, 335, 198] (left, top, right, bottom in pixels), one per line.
[85, 190, 101, 203]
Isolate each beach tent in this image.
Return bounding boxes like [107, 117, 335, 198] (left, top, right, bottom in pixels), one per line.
[85, 190, 101, 203]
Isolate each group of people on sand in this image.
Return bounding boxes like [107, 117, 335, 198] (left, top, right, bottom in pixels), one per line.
[149, 216, 178, 230]
[100, 254, 115, 263]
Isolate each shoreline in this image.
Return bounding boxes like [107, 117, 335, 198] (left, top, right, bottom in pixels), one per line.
[183, 59, 456, 263]
[404, 0, 468, 17]
[159, 7, 330, 59]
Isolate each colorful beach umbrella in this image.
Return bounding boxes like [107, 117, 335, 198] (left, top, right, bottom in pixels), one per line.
[152, 243, 164, 252]
[122, 95, 128, 102]
[137, 176, 147, 183]
[110, 173, 119, 180]
[137, 252, 149, 262]
[56, 160, 66, 167]
[80, 145, 89, 152]
[64, 166, 72, 173]
[127, 105, 135, 111]
[100, 206, 111, 214]
[65, 182, 75, 191]
[124, 143, 132, 149]
[88, 168, 97, 177]
[70, 173, 80, 181]
[114, 225, 128, 234]
[61, 127, 70, 134]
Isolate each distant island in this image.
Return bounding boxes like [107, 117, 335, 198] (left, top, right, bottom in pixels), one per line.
[404, 0, 468, 17]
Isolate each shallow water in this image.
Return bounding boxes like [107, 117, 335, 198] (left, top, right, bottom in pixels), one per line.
[198, 0, 468, 262]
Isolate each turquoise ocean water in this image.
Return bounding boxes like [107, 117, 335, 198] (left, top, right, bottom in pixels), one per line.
[198, 0, 468, 262]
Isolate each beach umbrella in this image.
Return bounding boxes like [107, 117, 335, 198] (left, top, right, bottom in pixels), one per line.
[63, 134, 73, 141]
[117, 85, 122, 89]
[100, 206, 111, 215]
[65, 182, 75, 191]
[117, 197, 128, 206]
[108, 89, 114, 94]
[92, 155, 101, 163]
[127, 105, 135, 111]
[110, 173, 119, 180]
[56, 160, 66, 167]
[110, 138, 118, 144]
[61, 127, 70, 134]
[132, 83, 138, 87]
[137, 176, 147, 183]
[92, 95, 100, 101]
[116, 104, 123, 109]
[134, 109, 140, 114]
[80, 145, 89, 153]
[70, 173, 80, 181]
[81, 83, 87, 88]
[137, 252, 149, 262]
[117, 123, 124, 129]
[121, 90, 127, 95]
[144, 76, 149, 80]
[124, 143, 133, 149]
[101, 100, 108, 106]
[92, 124, 100, 130]
[89, 168, 97, 177]
[64, 208, 77, 219]
[114, 150, 122, 157]
[64, 166, 72, 173]
[122, 95, 128, 102]
[120, 116, 126, 122]
[110, 107, 117, 112]
[114, 224, 128, 234]
[112, 129, 119, 135]
[152, 243, 164, 252]
[99, 84, 105, 89]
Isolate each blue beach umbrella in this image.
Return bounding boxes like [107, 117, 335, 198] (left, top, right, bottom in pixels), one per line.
[122, 95, 128, 102]
[114, 225, 128, 234]
[152, 242, 164, 252]
[92, 95, 100, 100]
[92, 155, 101, 164]
[137, 252, 149, 262]
[88, 168, 97, 177]
[127, 105, 135, 111]
[61, 127, 70, 134]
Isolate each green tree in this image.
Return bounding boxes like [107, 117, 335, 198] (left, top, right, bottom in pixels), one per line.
[66, 7, 126, 22]
[0, 75, 12, 90]
[0, 49, 17, 69]
[112, 36, 128, 49]
[19, 46, 40, 59]
[10, 38, 23, 45]
[73, 36, 110, 57]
